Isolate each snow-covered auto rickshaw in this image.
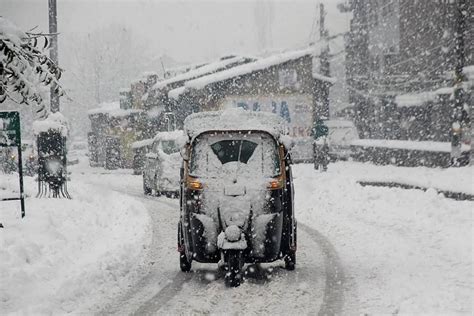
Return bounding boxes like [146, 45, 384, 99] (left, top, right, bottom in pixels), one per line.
[178, 109, 297, 287]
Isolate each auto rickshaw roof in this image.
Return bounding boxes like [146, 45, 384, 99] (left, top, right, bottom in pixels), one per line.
[184, 108, 286, 140]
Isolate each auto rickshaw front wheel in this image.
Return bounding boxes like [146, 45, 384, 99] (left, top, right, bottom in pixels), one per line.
[224, 250, 243, 287]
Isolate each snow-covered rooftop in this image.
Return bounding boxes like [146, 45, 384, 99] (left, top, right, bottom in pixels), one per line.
[312, 72, 337, 84]
[184, 108, 286, 139]
[394, 86, 459, 107]
[395, 92, 437, 107]
[153, 130, 186, 143]
[167, 47, 335, 99]
[185, 48, 320, 90]
[130, 138, 154, 149]
[394, 64, 474, 107]
[153, 56, 251, 91]
[168, 86, 186, 100]
[88, 101, 142, 117]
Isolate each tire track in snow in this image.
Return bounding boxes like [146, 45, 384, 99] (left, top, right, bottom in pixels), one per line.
[131, 272, 193, 316]
[94, 187, 181, 315]
[124, 219, 345, 315]
[299, 223, 346, 316]
[144, 227, 333, 315]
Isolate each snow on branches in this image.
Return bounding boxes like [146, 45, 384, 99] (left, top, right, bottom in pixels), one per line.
[0, 17, 63, 109]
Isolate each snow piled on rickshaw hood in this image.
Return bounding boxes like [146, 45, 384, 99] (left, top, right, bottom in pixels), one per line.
[183, 108, 287, 140]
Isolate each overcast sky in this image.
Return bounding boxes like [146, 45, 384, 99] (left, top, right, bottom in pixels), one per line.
[2, 0, 349, 65]
[2, 0, 350, 133]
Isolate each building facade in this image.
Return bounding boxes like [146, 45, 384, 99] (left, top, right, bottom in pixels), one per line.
[343, 0, 473, 141]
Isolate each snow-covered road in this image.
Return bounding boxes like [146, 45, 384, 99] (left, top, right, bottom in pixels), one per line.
[92, 173, 344, 315]
[93, 162, 472, 315]
[2, 158, 472, 315]
[114, 224, 345, 315]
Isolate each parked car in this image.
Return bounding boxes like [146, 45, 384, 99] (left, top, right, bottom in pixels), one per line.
[67, 140, 88, 165]
[289, 120, 359, 163]
[131, 138, 154, 175]
[325, 119, 359, 161]
[290, 137, 313, 163]
[142, 130, 184, 197]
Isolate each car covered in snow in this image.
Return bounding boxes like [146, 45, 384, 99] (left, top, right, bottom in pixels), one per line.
[142, 130, 185, 197]
[325, 119, 359, 161]
[289, 120, 359, 163]
[178, 109, 297, 287]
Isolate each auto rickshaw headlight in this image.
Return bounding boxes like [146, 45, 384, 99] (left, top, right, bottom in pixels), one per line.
[187, 177, 203, 190]
[267, 177, 284, 190]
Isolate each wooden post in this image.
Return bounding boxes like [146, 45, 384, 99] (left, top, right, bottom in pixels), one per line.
[49, 0, 60, 113]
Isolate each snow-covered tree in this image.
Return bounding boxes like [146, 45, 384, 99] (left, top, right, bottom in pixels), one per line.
[0, 17, 62, 112]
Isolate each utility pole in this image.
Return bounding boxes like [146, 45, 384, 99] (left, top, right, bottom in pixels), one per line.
[319, 3, 330, 77]
[48, 0, 60, 113]
[451, 0, 467, 166]
[319, 3, 330, 119]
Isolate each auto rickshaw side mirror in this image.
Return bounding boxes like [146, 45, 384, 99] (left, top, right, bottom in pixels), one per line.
[283, 147, 293, 164]
[180, 145, 190, 161]
[279, 135, 295, 150]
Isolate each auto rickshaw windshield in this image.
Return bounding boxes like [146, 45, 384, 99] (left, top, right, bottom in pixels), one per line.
[189, 131, 280, 179]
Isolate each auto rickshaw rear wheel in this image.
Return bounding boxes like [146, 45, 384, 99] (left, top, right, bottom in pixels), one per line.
[224, 250, 243, 287]
[178, 224, 192, 272]
[284, 252, 296, 270]
[180, 252, 192, 272]
[284, 222, 297, 270]
[153, 175, 162, 196]
[143, 177, 152, 195]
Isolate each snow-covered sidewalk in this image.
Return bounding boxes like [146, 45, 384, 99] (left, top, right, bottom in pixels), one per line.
[349, 161, 473, 195]
[294, 162, 473, 314]
[0, 171, 151, 314]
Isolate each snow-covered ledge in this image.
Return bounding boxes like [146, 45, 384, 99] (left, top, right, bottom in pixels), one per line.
[32, 112, 69, 137]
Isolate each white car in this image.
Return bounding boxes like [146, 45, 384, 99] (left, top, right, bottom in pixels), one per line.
[325, 120, 359, 160]
[142, 130, 184, 197]
[289, 120, 359, 163]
